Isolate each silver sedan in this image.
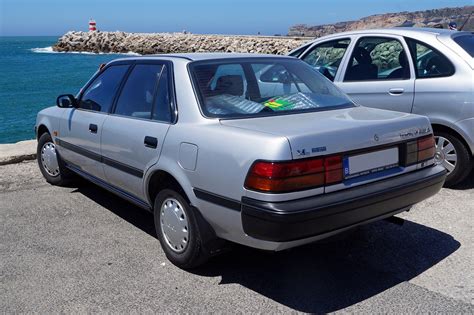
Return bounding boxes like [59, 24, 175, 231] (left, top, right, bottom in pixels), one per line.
[36, 54, 446, 268]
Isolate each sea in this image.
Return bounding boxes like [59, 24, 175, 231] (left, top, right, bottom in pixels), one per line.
[0, 36, 137, 144]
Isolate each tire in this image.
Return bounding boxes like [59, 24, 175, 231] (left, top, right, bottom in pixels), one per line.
[37, 133, 73, 186]
[434, 131, 473, 187]
[154, 189, 211, 269]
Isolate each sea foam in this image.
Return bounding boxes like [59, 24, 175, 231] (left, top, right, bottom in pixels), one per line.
[30, 46, 141, 56]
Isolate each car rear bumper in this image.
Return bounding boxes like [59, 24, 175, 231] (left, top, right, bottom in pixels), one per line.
[241, 165, 446, 242]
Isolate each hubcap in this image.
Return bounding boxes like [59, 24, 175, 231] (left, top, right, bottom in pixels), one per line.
[434, 136, 457, 174]
[41, 142, 60, 177]
[160, 198, 189, 253]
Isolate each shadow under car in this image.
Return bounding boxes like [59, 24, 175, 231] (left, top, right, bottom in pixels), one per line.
[72, 181, 461, 313]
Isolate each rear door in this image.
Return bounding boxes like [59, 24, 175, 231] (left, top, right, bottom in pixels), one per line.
[100, 61, 174, 200]
[336, 35, 415, 113]
[58, 64, 129, 180]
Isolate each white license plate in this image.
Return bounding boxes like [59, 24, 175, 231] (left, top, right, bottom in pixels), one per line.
[343, 147, 399, 179]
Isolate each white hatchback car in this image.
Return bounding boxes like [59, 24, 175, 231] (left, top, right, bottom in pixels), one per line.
[291, 28, 474, 187]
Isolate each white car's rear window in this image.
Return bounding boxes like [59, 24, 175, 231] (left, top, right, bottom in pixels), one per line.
[453, 34, 474, 57]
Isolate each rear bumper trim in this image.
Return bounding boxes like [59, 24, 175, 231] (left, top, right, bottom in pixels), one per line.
[241, 165, 446, 242]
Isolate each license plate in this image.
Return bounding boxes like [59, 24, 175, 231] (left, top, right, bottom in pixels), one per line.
[343, 147, 399, 179]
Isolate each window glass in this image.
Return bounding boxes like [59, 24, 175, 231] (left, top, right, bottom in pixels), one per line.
[208, 64, 248, 97]
[114, 64, 163, 119]
[79, 65, 129, 112]
[405, 38, 455, 78]
[302, 39, 350, 81]
[152, 65, 172, 122]
[453, 34, 474, 57]
[288, 42, 312, 58]
[344, 37, 410, 81]
[190, 59, 354, 119]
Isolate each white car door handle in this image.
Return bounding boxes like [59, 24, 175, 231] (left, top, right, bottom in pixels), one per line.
[389, 88, 405, 95]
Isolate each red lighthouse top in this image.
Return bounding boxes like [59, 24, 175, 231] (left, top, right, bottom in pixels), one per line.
[89, 19, 97, 32]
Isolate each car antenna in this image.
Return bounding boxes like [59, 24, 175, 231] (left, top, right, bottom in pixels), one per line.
[459, 12, 473, 31]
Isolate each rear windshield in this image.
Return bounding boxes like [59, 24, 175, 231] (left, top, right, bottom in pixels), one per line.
[453, 34, 474, 57]
[189, 58, 354, 119]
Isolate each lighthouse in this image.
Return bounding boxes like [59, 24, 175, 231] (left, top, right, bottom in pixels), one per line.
[88, 19, 97, 32]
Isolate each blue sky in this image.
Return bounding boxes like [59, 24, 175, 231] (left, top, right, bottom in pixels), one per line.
[0, 0, 471, 36]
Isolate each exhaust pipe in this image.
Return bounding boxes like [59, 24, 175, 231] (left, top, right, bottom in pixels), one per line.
[385, 216, 405, 226]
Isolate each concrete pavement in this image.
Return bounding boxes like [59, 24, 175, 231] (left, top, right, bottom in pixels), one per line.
[1, 161, 473, 313]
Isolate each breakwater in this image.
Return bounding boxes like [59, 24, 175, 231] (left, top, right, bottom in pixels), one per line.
[53, 31, 311, 55]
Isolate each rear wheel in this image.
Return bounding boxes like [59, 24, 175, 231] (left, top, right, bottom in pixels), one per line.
[154, 189, 211, 269]
[37, 133, 72, 185]
[434, 131, 472, 187]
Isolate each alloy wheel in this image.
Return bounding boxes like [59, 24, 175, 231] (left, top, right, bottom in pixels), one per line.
[434, 136, 457, 173]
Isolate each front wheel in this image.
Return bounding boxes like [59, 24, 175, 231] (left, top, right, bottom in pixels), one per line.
[154, 189, 211, 269]
[434, 132, 473, 187]
[37, 133, 72, 186]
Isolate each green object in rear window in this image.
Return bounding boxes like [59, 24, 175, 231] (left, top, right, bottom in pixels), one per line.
[263, 98, 295, 111]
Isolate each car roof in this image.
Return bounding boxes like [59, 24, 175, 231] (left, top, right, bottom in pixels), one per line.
[315, 27, 469, 40]
[111, 53, 294, 64]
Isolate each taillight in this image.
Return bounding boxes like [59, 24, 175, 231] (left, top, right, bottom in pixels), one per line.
[404, 135, 436, 165]
[245, 155, 343, 193]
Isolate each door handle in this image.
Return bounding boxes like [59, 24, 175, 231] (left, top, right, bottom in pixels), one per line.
[144, 136, 158, 149]
[89, 124, 98, 133]
[388, 88, 404, 95]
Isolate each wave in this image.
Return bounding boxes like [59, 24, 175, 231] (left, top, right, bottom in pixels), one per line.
[30, 46, 141, 56]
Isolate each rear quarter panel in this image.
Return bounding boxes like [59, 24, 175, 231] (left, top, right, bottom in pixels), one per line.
[145, 121, 291, 241]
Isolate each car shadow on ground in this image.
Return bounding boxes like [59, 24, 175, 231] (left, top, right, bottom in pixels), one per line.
[452, 169, 474, 190]
[73, 182, 461, 313]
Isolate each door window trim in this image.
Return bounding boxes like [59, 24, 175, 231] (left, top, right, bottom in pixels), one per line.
[343, 35, 413, 82]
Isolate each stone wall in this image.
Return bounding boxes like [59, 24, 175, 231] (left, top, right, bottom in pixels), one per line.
[52, 31, 310, 55]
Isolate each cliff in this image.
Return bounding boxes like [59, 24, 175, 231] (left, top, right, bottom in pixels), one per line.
[289, 6, 473, 37]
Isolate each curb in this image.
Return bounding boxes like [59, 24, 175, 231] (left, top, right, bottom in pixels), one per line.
[0, 140, 37, 166]
[0, 154, 37, 166]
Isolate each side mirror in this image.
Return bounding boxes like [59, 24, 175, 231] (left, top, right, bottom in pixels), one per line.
[56, 94, 77, 108]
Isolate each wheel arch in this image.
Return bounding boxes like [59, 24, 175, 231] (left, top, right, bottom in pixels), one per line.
[36, 124, 50, 139]
[146, 168, 194, 207]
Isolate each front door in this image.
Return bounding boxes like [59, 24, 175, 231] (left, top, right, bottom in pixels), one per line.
[336, 35, 415, 113]
[100, 62, 173, 200]
[58, 64, 130, 179]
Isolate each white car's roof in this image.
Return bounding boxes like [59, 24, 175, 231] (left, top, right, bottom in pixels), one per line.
[315, 27, 467, 40]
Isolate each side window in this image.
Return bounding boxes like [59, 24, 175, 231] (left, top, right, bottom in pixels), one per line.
[301, 39, 350, 81]
[344, 37, 410, 82]
[405, 38, 455, 78]
[114, 64, 163, 119]
[79, 65, 129, 112]
[288, 43, 312, 58]
[152, 65, 172, 122]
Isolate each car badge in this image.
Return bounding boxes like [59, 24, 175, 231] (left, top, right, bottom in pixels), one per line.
[374, 134, 379, 141]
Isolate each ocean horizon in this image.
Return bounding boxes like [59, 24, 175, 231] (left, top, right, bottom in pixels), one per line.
[0, 36, 136, 144]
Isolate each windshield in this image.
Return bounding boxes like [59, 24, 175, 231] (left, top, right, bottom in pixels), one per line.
[453, 34, 474, 57]
[189, 58, 354, 118]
